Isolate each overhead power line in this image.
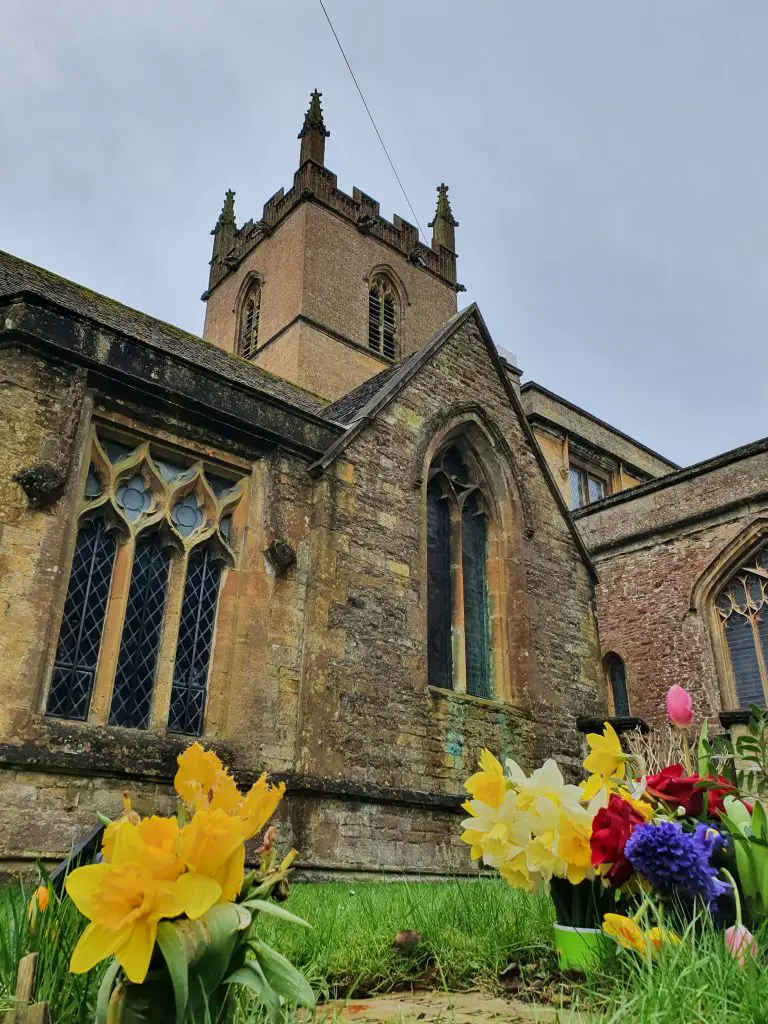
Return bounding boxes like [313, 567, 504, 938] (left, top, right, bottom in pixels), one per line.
[316, 0, 429, 245]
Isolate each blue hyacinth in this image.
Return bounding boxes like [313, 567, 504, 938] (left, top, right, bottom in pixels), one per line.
[624, 821, 730, 904]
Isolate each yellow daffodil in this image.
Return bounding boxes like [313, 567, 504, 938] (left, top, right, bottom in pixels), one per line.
[460, 790, 530, 868]
[174, 742, 241, 814]
[583, 723, 627, 785]
[177, 808, 246, 903]
[464, 749, 508, 809]
[499, 852, 535, 891]
[102, 793, 141, 861]
[238, 774, 286, 839]
[136, 816, 185, 881]
[603, 913, 646, 954]
[505, 758, 584, 812]
[66, 820, 219, 983]
[556, 813, 593, 885]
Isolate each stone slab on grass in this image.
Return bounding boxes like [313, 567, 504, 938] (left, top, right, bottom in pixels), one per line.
[310, 990, 591, 1023]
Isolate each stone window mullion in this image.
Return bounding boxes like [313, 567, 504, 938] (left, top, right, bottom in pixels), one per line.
[88, 540, 135, 725]
[149, 552, 188, 732]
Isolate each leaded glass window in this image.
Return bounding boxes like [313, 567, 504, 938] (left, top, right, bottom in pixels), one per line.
[569, 464, 608, 510]
[109, 534, 171, 728]
[47, 516, 117, 720]
[368, 275, 398, 359]
[605, 653, 630, 717]
[716, 547, 768, 707]
[168, 545, 221, 736]
[427, 479, 452, 689]
[462, 494, 491, 699]
[426, 443, 494, 698]
[47, 426, 243, 733]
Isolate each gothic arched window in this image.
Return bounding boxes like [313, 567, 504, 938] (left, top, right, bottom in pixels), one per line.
[604, 653, 630, 717]
[368, 275, 398, 359]
[46, 427, 243, 734]
[238, 285, 261, 359]
[427, 444, 493, 698]
[715, 546, 768, 707]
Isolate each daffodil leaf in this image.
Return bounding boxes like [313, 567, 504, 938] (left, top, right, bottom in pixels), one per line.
[241, 899, 312, 928]
[95, 958, 121, 1024]
[226, 962, 282, 1022]
[156, 921, 189, 1024]
[251, 939, 315, 1008]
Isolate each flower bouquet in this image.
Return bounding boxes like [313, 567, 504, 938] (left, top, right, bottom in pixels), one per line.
[461, 686, 766, 969]
[64, 743, 315, 1024]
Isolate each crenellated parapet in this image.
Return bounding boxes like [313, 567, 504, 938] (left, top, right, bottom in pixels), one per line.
[206, 161, 458, 295]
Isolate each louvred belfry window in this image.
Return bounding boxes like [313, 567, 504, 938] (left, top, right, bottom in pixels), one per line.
[238, 286, 261, 359]
[368, 275, 398, 359]
[715, 546, 768, 708]
[426, 443, 494, 698]
[47, 426, 244, 734]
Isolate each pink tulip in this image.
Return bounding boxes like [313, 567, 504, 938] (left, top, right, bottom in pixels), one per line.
[666, 685, 693, 728]
[725, 924, 758, 966]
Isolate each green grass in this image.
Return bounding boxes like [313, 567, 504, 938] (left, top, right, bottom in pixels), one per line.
[253, 879, 556, 998]
[2, 879, 768, 1023]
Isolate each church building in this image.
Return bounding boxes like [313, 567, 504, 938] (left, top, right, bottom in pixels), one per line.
[0, 93, 763, 878]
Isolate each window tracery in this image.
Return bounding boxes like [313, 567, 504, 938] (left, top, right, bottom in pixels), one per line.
[715, 546, 768, 708]
[427, 443, 493, 698]
[46, 427, 244, 735]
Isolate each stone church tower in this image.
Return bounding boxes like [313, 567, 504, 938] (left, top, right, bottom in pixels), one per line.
[201, 91, 461, 400]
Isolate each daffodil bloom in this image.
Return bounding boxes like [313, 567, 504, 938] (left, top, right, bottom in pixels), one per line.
[583, 723, 627, 786]
[102, 793, 141, 861]
[238, 774, 286, 839]
[66, 821, 219, 983]
[174, 742, 241, 814]
[499, 851, 535, 891]
[460, 790, 531, 867]
[505, 758, 583, 812]
[464, 749, 508, 809]
[177, 808, 246, 903]
[603, 913, 645, 953]
[28, 884, 50, 931]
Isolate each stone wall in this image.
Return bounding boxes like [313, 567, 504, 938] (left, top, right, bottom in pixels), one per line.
[576, 441, 768, 728]
[0, 308, 604, 876]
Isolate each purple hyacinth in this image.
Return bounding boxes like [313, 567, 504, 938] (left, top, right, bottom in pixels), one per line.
[624, 821, 730, 904]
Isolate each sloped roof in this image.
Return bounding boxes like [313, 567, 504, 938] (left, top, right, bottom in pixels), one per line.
[313, 303, 598, 581]
[0, 249, 326, 417]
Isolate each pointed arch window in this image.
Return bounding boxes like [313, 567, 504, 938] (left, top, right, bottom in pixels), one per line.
[368, 275, 398, 359]
[715, 546, 768, 707]
[604, 653, 630, 717]
[238, 284, 261, 359]
[46, 426, 244, 734]
[427, 444, 493, 698]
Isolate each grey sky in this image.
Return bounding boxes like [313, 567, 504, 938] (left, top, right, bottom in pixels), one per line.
[2, 2, 766, 467]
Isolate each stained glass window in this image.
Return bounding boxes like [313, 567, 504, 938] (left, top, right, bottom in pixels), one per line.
[47, 517, 117, 720]
[109, 534, 171, 729]
[426, 443, 494, 698]
[427, 480, 452, 689]
[462, 494, 491, 699]
[716, 548, 768, 707]
[168, 545, 221, 736]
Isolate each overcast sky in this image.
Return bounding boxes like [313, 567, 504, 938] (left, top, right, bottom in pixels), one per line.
[2, 2, 766, 467]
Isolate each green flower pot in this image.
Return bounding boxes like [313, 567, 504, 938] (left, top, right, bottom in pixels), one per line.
[553, 923, 616, 971]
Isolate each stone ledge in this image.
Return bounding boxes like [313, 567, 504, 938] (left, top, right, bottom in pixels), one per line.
[576, 714, 650, 736]
[719, 709, 752, 729]
[427, 686, 528, 716]
[0, 731, 466, 813]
